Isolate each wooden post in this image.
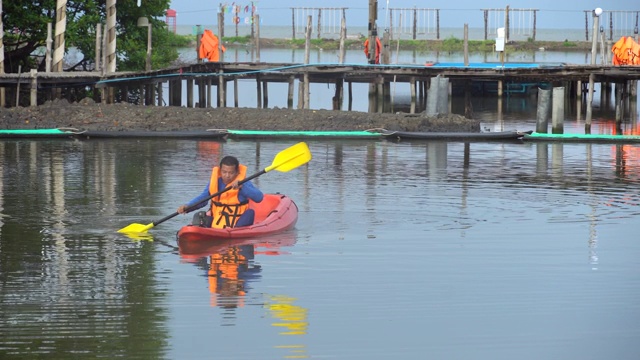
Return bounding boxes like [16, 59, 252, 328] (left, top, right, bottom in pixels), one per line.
[333, 80, 343, 110]
[615, 82, 623, 128]
[291, 8, 296, 40]
[586, 73, 596, 134]
[464, 80, 472, 118]
[412, 7, 417, 40]
[186, 78, 194, 107]
[15, 65, 21, 106]
[139, 84, 145, 105]
[262, 81, 268, 108]
[219, 72, 226, 108]
[483, 10, 488, 40]
[157, 82, 163, 106]
[348, 81, 353, 111]
[410, 77, 416, 114]
[339, 16, 346, 64]
[196, 77, 207, 108]
[207, 78, 212, 108]
[367, 0, 378, 64]
[218, 13, 224, 62]
[30, 70, 37, 106]
[297, 76, 304, 109]
[196, 25, 203, 64]
[287, 76, 294, 109]
[0, 0, 4, 107]
[590, 14, 599, 64]
[436, 9, 440, 40]
[505, 5, 510, 42]
[234, 78, 239, 107]
[463, 24, 469, 66]
[255, 14, 260, 63]
[377, 76, 384, 113]
[317, 9, 321, 39]
[533, 10, 537, 41]
[256, 74, 262, 108]
[94, 24, 101, 73]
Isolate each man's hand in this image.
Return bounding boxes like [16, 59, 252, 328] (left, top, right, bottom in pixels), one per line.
[230, 180, 242, 189]
[177, 205, 188, 214]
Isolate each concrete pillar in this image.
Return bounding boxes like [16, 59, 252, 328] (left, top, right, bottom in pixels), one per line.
[536, 88, 551, 133]
[552, 86, 565, 134]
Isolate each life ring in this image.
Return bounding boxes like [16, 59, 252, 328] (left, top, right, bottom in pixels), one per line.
[363, 37, 382, 64]
[233, 16, 240, 24]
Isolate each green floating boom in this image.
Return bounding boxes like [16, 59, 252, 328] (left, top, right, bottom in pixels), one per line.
[525, 132, 640, 143]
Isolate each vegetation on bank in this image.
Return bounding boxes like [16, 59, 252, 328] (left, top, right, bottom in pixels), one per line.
[179, 34, 590, 53]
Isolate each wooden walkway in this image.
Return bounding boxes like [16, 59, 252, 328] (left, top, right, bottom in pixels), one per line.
[1, 61, 639, 111]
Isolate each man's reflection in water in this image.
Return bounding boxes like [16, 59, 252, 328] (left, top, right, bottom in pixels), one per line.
[193, 244, 261, 308]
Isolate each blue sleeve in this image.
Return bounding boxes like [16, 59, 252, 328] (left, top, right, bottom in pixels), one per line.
[186, 185, 211, 211]
[239, 181, 263, 203]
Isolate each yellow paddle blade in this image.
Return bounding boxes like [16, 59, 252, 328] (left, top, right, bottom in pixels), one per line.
[121, 231, 155, 242]
[118, 222, 154, 234]
[266, 142, 312, 173]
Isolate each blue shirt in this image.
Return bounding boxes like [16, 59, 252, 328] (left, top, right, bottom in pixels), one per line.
[186, 178, 263, 211]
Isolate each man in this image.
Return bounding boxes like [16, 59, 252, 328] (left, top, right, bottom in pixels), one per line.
[178, 156, 263, 228]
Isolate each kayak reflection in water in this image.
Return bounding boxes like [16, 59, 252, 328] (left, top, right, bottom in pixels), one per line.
[177, 156, 264, 228]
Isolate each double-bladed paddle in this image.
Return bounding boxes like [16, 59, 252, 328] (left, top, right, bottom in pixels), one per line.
[118, 142, 312, 234]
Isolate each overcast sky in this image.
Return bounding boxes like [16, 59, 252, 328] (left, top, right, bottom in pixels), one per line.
[167, 0, 639, 29]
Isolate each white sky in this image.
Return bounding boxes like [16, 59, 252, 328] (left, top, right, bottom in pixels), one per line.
[167, 0, 639, 28]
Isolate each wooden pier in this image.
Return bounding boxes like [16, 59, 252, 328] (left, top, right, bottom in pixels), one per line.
[1, 61, 639, 118]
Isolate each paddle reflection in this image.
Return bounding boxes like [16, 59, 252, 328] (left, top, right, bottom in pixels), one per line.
[177, 231, 297, 308]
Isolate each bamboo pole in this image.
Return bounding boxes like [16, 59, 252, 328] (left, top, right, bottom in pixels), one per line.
[303, 15, 311, 109]
[106, 0, 117, 73]
[94, 24, 101, 72]
[53, 0, 67, 72]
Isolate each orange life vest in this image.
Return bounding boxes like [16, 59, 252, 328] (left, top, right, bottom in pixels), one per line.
[208, 164, 249, 228]
[199, 29, 226, 62]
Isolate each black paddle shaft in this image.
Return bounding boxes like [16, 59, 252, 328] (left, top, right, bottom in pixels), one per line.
[151, 169, 267, 226]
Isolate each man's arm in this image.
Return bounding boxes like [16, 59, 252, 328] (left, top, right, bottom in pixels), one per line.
[183, 185, 211, 211]
[239, 181, 263, 203]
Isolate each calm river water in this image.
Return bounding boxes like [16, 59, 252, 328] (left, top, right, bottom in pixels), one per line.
[1, 134, 640, 359]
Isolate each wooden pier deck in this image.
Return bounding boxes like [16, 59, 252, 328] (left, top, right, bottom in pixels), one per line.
[1, 61, 639, 111]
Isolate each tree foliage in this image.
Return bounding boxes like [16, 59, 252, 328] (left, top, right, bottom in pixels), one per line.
[1, 0, 182, 72]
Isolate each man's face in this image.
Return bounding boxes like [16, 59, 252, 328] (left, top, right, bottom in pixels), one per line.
[220, 164, 239, 184]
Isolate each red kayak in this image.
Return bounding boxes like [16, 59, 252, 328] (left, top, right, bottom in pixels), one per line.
[176, 193, 298, 241]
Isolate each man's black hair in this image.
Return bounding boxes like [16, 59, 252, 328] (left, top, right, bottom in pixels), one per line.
[220, 156, 240, 169]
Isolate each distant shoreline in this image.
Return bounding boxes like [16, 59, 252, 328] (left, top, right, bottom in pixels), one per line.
[214, 37, 596, 53]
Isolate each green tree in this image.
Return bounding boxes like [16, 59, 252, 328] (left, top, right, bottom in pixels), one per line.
[2, 0, 180, 72]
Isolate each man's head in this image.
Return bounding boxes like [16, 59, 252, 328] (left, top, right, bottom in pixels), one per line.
[219, 156, 240, 184]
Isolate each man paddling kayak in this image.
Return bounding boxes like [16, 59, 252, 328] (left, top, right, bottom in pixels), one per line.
[178, 156, 264, 228]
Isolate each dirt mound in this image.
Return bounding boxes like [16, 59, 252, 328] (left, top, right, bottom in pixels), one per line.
[0, 99, 480, 133]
